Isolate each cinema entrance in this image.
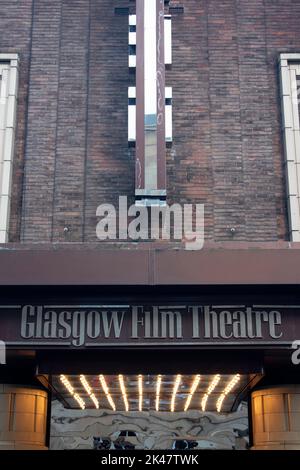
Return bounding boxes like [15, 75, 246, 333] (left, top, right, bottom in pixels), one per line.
[1, 246, 300, 450]
[2, 290, 300, 450]
[2, 345, 262, 450]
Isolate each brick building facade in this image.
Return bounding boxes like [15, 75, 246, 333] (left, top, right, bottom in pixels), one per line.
[1, 0, 300, 452]
[2, 0, 299, 242]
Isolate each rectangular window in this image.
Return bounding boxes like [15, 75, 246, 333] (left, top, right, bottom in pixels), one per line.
[164, 15, 172, 65]
[128, 87, 136, 142]
[279, 54, 300, 241]
[128, 86, 172, 143]
[128, 14, 172, 69]
[0, 54, 19, 243]
[128, 15, 137, 68]
[165, 86, 172, 142]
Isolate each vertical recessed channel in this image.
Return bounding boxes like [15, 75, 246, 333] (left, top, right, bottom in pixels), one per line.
[144, 0, 157, 190]
[136, 0, 166, 205]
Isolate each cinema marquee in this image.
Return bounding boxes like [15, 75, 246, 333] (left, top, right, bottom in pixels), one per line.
[2, 0, 300, 455]
[1, 245, 300, 450]
[1, 304, 293, 346]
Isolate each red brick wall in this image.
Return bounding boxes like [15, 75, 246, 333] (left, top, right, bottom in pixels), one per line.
[2, 0, 300, 243]
[0, 0, 33, 241]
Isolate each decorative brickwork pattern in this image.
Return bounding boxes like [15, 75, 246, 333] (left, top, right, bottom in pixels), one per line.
[1, 1, 300, 242]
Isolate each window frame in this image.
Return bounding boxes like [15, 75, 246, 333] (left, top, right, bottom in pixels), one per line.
[128, 86, 172, 143]
[128, 14, 172, 69]
[0, 53, 19, 243]
[279, 54, 300, 241]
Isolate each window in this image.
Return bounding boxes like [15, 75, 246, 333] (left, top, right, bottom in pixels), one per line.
[128, 86, 172, 143]
[279, 54, 300, 241]
[128, 14, 172, 68]
[0, 54, 19, 243]
[128, 15, 137, 68]
[164, 15, 172, 65]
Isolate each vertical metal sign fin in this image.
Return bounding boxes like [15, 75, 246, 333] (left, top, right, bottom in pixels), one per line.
[136, 0, 145, 190]
[156, 0, 166, 190]
[135, 0, 166, 203]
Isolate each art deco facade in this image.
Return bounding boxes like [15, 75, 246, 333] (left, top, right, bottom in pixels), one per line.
[1, 0, 300, 451]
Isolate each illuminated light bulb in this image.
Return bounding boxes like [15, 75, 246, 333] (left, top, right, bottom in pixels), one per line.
[90, 393, 99, 409]
[223, 374, 241, 396]
[190, 375, 201, 394]
[216, 374, 241, 413]
[107, 394, 116, 412]
[138, 375, 143, 412]
[155, 375, 162, 412]
[119, 374, 126, 396]
[99, 375, 109, 395]
[119, 374, 129, 412]
[80, 375, 92, 395]
[79, 375, 99, 409]
[184, 394, 192, 412]
[170, 374, 181, 412]
[60, 375, 86, 410]
[74, 393, 86, 410]
[207, 374, 221, 394]
[216, 393, 225, 413]
[60, 375, 74, 395]
[201, 374, 221, 411]
[184, 374, 201, 412]
[201, 393, 209, 412]
[99, 375, 116, 411]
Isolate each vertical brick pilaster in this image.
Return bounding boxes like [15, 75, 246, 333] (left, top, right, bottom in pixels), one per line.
[21, 0, 62, 241]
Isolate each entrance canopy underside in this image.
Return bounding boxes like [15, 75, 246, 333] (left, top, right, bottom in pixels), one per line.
[50, 373, 254, 414]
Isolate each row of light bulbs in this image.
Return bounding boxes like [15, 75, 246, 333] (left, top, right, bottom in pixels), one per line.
[60, 375, 86, 410]
[99, 374, 116, 411]
[216, 374, 241, 412]
[60, 374, 241, 413]
[80, 375, 99, 409]
[118, 374, 129, 412]
[201, 374, 221, 412]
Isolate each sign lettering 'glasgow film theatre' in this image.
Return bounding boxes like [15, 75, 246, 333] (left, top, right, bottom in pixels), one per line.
[0, 304, 300, 348]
